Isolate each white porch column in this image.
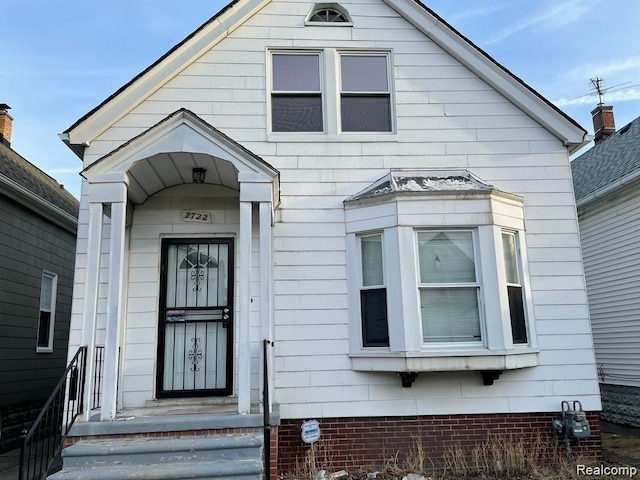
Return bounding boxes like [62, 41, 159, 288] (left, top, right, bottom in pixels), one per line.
[101, 184, 128, 420]
[81, 200, 104, 421]
[238, 200, 253, 414]
[259, 201, 273, 413]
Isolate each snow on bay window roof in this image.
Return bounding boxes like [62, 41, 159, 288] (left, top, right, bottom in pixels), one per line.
[345, 170, 496, 203]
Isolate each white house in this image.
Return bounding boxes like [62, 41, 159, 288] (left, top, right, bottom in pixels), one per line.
[56, 0, 602, 477]
[572, 105, 640, 428]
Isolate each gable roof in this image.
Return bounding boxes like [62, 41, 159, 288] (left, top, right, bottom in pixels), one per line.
[61, 0, 587, 152]
[571, 116, 640, 206]
[0, 142, 79, 231]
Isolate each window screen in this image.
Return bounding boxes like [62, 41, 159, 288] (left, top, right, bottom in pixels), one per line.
[340, 55, 391, 132]
[272, 53, 323, 132]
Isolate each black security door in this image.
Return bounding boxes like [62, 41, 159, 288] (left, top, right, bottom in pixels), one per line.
[157, 238, 234, 397]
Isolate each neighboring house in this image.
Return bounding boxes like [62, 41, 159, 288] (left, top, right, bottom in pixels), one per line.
[0, 104, 79, 452]
[571, 104, 640, 427]
[54, 1, 602, 477]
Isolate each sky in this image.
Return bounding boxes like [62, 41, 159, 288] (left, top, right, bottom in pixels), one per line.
[2, 0, 639, 199]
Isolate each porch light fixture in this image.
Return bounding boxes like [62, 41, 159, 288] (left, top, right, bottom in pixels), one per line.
[192, 167, 206, 183]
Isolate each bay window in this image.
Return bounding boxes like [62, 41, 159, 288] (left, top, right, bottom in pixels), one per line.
[345, 170, 538, 375]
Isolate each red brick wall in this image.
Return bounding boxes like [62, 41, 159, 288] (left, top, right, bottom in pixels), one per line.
[277, 412, 602, 474]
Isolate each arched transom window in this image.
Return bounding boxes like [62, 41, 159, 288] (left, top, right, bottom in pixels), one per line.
[306, 4, 352, 24]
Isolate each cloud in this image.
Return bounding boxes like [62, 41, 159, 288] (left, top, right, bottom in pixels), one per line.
[47, 167, 80, 174]
[447, 2, 527, 23]
[553, 88, 640, 107]
[485, 0, 598, 45]
[566, 56, 640, 82]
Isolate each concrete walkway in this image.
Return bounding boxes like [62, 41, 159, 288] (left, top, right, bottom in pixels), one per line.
[0, 448, 19, 479]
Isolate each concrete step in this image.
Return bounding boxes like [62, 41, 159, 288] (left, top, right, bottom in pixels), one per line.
[60, 434, 262, 468]
[48, 458, 262, 480]
[48, 434, 263, 480]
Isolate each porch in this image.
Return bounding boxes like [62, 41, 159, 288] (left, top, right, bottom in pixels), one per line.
[73, 110, 280, 422]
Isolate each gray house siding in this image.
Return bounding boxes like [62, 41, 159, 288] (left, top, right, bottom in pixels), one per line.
[578, 185, 640, 426]
[0, 194, 76, 451]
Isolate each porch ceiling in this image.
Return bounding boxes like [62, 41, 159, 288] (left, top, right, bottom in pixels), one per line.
[127, 151, 239, 204]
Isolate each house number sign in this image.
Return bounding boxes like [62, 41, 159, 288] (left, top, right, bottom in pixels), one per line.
[301, 419, 321, 444]
[182, 210, 212, 224]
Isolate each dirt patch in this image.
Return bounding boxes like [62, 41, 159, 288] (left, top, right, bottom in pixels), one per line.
[601, 422, 640, 469]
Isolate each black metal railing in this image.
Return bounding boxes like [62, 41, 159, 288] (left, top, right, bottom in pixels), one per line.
[262, 339, 272, 480]
[19, 346, 87, 480]
[92, 346, 105, 409]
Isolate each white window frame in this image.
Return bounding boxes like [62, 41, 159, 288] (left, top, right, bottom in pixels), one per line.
[36, 271, 58, 353]
[358, 232, 390, 348]
[267, 48, 397, 141]
[268, 50, 325, 134]
[501, 230, 530, 345]
[338, 52, 394, 133]
[415, 229, 484, 346]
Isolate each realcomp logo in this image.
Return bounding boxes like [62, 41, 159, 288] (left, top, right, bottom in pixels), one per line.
[577, 464, 638, 477]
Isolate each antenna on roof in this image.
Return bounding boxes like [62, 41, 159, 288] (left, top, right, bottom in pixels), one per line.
[567, 78, 636, 104]
[590, 77, 605, 105]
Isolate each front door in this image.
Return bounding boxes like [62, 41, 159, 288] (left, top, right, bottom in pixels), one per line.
[157, 238, 234, 397]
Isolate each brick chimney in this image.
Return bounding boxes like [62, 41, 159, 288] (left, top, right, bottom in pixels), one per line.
[0, 104, 12, 147]
[591, 104, 615, 143]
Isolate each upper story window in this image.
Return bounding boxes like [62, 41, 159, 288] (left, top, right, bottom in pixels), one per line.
[268, 50, 394, 136]
[418, 231, 481, 343]
[37, 271, 57, 352]
[271, 52, 323, 133]
[340, 54, 392, 132]
[306, 4, 352, 25]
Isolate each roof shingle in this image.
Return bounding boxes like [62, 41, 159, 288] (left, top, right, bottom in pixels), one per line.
[0, 142, 79, 218]
[571, 116, 640, 203]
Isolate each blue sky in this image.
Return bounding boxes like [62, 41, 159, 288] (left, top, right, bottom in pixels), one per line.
[3, 0, 639, 199]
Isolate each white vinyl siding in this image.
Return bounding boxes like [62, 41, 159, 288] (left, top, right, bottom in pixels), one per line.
[578, 189, 640, 388]
[67, 0, 600, 418]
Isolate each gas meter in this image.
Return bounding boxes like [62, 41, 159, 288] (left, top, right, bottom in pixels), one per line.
[552, 400, 591, 452]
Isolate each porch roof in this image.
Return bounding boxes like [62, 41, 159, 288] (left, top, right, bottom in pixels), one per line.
[82, 109, 279, 205]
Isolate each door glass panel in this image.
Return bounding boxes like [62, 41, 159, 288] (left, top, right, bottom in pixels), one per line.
[166, 243, 228, 308]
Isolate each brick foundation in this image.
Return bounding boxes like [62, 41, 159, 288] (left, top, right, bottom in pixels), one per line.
[277, 412, 602, 474]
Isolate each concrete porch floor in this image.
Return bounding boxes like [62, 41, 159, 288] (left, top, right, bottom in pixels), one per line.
[70, 398, 279, 438]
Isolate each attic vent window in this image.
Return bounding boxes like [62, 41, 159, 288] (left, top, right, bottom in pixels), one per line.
[306, 4, 352, 25]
